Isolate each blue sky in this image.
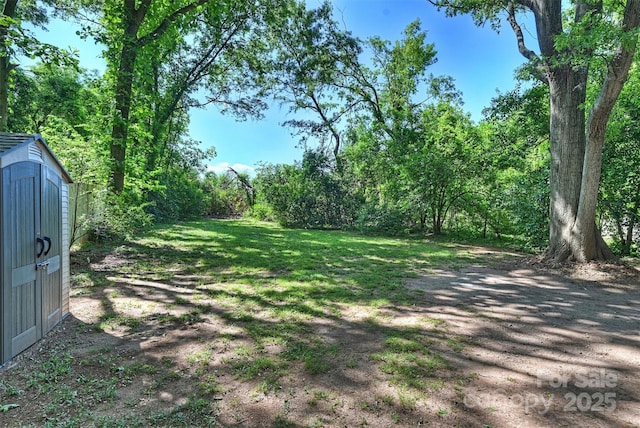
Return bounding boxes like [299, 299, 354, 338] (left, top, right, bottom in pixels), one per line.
[34, 0, 532, 175]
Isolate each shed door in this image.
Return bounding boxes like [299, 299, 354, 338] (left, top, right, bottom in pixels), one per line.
[40, 166, 62, 333]
[2, 162, 41, 359]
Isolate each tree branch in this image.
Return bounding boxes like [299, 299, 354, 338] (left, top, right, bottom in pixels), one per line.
[137, 0, 209, 47]
[134, 0, 153, 27]
[587, 0, 640, 142]
[506, 2, 548, 82]
[506, 2, 538, 61]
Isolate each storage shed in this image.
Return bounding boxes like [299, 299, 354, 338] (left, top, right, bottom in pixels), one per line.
[0, 133, 72, 366]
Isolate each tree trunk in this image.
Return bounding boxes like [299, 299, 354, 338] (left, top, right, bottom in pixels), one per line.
[523, 0, 640, 262]
[622, 195, 640, 256]
[568, 0, 640, 261]
[0, 0, 18, 132]
[569, 115, 617, 260]
[545, 67, 588, 261]
[0, 54, 10, 132]
[544, 66, 620, 262]
[622, 224, 633, 256]
[107, 0, 208, 193]
[110, 44, 137, 193]
[109, 0, 143, 193]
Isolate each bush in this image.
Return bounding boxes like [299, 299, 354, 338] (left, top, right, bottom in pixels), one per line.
[143, 168, 209, 222]
[354, 203, 410, 236]
[201, 171, 254, 218]
[88, 190, 155, 241]
[246, 202, 276, 222]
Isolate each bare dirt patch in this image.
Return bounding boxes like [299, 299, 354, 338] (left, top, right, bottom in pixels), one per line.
[404, 260, 640, 428]
[1, 248, 639, 428]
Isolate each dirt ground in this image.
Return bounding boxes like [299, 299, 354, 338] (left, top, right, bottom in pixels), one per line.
[404, 256, 640, 428]
[1, 250, 639, 427]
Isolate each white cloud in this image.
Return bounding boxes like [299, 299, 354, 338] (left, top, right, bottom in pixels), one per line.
[206, 162, 256, 176]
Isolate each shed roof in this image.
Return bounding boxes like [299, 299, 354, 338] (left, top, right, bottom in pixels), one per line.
[0, 132, 73, 183]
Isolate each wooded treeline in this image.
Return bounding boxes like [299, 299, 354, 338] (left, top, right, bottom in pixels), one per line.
[1, 0, 639, 258]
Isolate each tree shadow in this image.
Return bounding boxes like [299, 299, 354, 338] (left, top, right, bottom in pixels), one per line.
[406, 265, 640, 427]
[4, 219, 636, 427]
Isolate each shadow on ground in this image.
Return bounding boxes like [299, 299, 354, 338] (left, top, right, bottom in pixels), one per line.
[1, 220, 638, 428]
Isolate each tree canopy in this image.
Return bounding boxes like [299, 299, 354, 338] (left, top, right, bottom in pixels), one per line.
[2, 0, 640, 259]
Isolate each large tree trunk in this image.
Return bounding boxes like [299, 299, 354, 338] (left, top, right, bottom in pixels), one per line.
[0, 0, 18, 132]
[0, 52, 10, 132]
[110, 43, 138, 193]
[544, 66, 616, 262]
[107, 0, 208, 193]
[569, 0, 640, 261]
[108, 0, 146, 193]
[439, 0, 640, 262]
[545, 67, 588, 261]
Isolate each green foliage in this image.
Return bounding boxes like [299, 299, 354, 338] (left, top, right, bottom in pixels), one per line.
[344, 100, 481, 235]
[246, 201, 276, 222]
[56, 0, 295, 193]
[265, 1, 361, 158]
[481, 85, 551, 249]
[354, 202, 410, 236]
[147, 169, 207, 222]
[7, 0, 637, 256]
[8, 64, 97, 133]
[254, 150, 359, 228]
[89, 190, 155, 241]
[323, 21, 469, 236]
[599, 62, 640, 256]
[203, 174, 237, 217]
[202, 171, 254, 218]
[0, 2, 77, 67]
[502, 167, 549, 249]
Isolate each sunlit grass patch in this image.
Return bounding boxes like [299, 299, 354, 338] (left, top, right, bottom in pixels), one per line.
[186, 347, 214, 367]
[422, 316, 447, 329]
[124, 362, 159, 375]
[282, 340, 338, 375]
[384, 336, 427, 353]
[147, 397, 217, 427]
[198, 374, 223, 396]
[446, 335, 467, 352]
[244, 319, 304, 345]
[71, 272, 94, 289]
[372, 332, 449, 390]
[96, 313, 141, 332]
[232, 356, 283, 381]
[397, 388, 425, 410]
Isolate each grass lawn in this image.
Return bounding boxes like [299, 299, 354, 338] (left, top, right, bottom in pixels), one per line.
[0, 219, 519, 427]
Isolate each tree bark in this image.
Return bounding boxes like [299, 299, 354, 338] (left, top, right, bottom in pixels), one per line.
[108, 0, 148, 193]
[0, 0, 19, 132]
[624, 219, 635, 256]
[0, 50, 10, 132]
[434, 0, 640, 261]
[110, 37, 139, 193]
[545, 66, 588, 261]
[569, 0, 640, 261]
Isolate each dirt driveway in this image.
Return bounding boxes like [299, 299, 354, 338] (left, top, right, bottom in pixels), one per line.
[404, 261, 640, 427]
